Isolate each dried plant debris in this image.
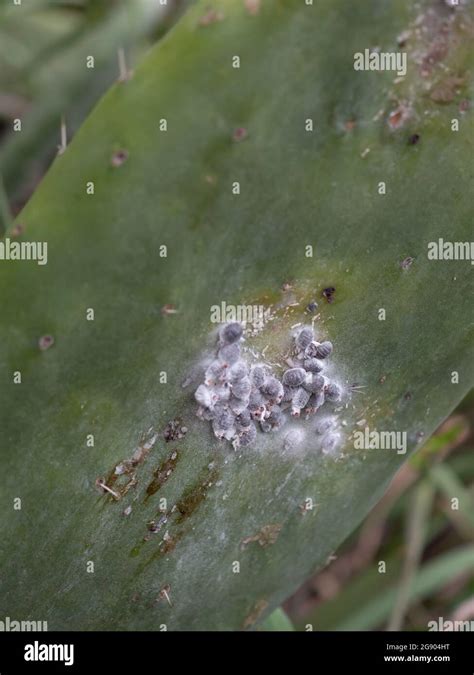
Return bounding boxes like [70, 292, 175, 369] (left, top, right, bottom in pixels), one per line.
[163, 418, 187, 442]
[242, 599, 269, 629]
[194, 322, 346, 452]
[241, 524, 282, 549]
[97, 427, 158, 501]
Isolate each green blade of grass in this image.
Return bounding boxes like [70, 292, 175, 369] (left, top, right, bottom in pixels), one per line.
[334, 545, 474, 631]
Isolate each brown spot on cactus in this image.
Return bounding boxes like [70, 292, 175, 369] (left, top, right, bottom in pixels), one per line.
[199, 9, 224, 27]
[161, 304, 178, 315]
[232, 127, 248, 142]
[38, 334, 54, 351]
[430, 76, 465, 103]
[145, 450, 179, 499]
[10, 222, 24, 237]
[111, 149, 129, 167]
[388, 104, 411, 130]
[241, 524, 282, 549]
[243, 599, 269, 629]
[174, 465, 219, 524]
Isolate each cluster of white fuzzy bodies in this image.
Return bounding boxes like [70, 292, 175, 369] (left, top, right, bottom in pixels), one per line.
[194, 322, 344, 454]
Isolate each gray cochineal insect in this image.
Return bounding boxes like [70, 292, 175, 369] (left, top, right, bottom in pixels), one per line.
[194, 322, 344, 451]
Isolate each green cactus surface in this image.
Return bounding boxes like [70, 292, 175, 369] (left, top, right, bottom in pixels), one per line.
[0, 0, 473, 630]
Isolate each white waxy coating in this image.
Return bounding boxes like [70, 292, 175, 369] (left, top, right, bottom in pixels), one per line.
[195, 384, 213, 408]
[230, 361, 248, 381]
[284, 427, 305, 451]
[314, 416, 335, 435]
[195, 322, 342, 450]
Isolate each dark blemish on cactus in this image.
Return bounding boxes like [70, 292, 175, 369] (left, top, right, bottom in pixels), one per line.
[459, 99, 470, 113]
[174, 465, 219, 524]
[400, 256, 414, 270]
[233, 127, 248, 142]
[240, 524, 282, 550]
[145, 449, 179, 499]
[322, 286, 336, 303]
[306, 301, 318, 313]
[111, 149, 128, 168]
[408, 133, 420, 145]
[242, 599, 268, 629]
[133, 466, 220, 565]
[38, 334, 54, 351]
[101, 429, 158, 501]
[161, 303, 178, 315]
[147, 513, 168, 534]
[404, 391, 413, 401]
[379, 374, 387, 384]
[163, 418, 187, 442]
[160, 537, 177, 556]
[198, 9, 224, 26]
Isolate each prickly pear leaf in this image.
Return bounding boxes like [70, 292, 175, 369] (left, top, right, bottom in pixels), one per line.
[0, 0, 473, 630]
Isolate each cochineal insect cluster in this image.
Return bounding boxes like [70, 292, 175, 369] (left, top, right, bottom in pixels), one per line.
[194, 322, 343, 451]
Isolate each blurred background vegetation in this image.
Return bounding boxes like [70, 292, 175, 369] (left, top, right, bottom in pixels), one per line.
[1, 0, 473, 631]
[0, 0, 191, 223]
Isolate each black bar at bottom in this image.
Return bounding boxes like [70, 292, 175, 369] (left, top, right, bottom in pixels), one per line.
[0, 630, 471, 673]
